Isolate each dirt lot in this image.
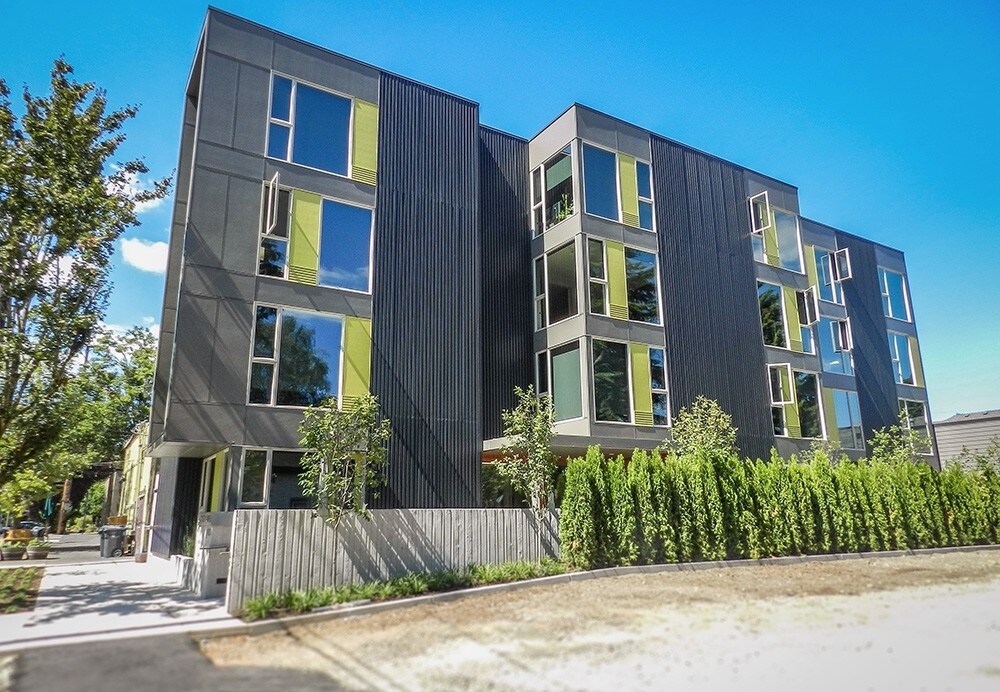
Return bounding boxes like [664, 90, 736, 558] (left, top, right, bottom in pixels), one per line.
[202, 549, 1000, 691]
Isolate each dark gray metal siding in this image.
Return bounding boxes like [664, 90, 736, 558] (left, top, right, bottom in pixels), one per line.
[835, 232, 900, 443]
[371, 74, 482, 507]
[650, 137, 775, 460]
[479, 128, 532, 440]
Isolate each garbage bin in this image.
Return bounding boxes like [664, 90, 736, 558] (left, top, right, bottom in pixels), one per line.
[99, 525, 126, 558]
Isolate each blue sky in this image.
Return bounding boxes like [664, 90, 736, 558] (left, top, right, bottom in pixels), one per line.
[1, 1, 997, 420]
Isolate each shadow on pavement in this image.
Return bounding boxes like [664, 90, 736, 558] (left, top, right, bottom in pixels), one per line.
[13, 634, 342, 692]
[27, 580, 221, 627]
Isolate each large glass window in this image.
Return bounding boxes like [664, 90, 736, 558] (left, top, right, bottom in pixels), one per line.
[815, 247, 844, 304]
[592, 340, 630, 423]
[650, 347, 669, 426]
[794, 371, 822, 439]
[240, 449, 268, 505]
[624, 247, 660, 324]
[544, 242, 578, 325]
[318, 199, 373, 292]
[900, 399, 932, 453]
[550, 342, 582, 421]
[268, 76, 352, 176]
[531, 146, 575, 234]
[773, 210, 803, 272]
[259, 177, 290, 278]
[758, 282, 787, 348]
[878, 267, 910, 321]
[587, 239, 608, 316]
[888, 331, 914, 385]
[768, 364, 793, 436]
[818, 317, 854, 376]
[833, 390, 864, 450]
[582, 144, 618, 221]
[250, 305, 344, 407]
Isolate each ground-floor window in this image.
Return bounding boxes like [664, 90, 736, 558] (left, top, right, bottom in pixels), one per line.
[238, 448, 308, 509]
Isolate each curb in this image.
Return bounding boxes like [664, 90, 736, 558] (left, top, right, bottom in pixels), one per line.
[195, 543, 1000, 642]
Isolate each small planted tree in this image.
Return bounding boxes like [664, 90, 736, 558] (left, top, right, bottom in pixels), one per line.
[664, 396, 739, 459]
[297, 393, 391, 587]
[496, 385, 557, 563]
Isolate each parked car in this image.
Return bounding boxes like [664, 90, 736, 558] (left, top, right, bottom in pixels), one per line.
[14, 521, 47, 538]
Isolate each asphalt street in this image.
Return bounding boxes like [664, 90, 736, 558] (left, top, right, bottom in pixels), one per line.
[10, 634, 342, 692]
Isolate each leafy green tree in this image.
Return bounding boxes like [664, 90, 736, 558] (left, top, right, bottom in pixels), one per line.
[868, 412, 934, 465]
[298, 394, 391, 586]
[78, 480, 106, 524]
[496, 385, 557, 562]
[664, 396, 739, 459]
[0, 59, 169, 488]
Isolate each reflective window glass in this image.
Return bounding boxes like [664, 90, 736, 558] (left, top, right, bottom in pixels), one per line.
[758, 282, 787, 348]
[650, 347, 668, 426]
[818, 317, 853, 375]
[534, 257, 547, 329]
[816, 248, 843, 304]
[583, 144, 619, 221]
[833, 389, 864, 449]
[544, 147, 574, 228]
[546, 243, 578, 324]
[253, 306, 278, 358]
[241, 450, 267, 504]
[625, 247, 659, 324]
[259, 238, 287, 278]
[639, 202, 654, 231]
[270, 76, 292, 121]
[900, 399, 932, 452]
[249, 363, 273, 404]
[536, 352, 549, 395]
[773, 210, 802, 272]
[551, 342, 582, 421]
[794, 371, 822, 438]
[879, 268, 909, 320]
[889, 332, 914, 385]
[318, 199, 372, 292]
[592, 340, 630, 423]
[291, 84, 351, 175]
[636, 161, 652, 199]
[267, 123, 290, 159]
[276, 309, 343, 407]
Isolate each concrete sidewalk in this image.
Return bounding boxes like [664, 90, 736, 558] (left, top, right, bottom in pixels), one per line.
[0, 558, 240, 653]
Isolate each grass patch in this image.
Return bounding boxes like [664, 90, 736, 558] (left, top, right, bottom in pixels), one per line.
[242, 559, 566, 621]
[0, 567, 43, 614]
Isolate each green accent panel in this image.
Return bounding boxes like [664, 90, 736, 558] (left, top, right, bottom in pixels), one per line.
[351, 100, 378, 185]
[822, 387, 838, 444]
[782, 286, 803, 352]
[909, 336, 925, 387]
[289, 191, 320, 285]
[778, 366, 791, 404]
[804, 244, 820, 288]
[606, 241, 629, 320]
[618, 153, 640, 227]
[210, 451, 226, 512]
[763, 210, 780, 266]
[342, 317, 372, 409]
[546, 155, 572, 190]
[629, 343, 653, 427]
[785, 392, 801, 438]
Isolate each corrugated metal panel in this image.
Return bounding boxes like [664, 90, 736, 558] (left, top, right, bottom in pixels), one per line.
[479, 128, 532, 440]
[371, 74, 482, 507]
[936, 419, 1000, 464]
[835, 233, 900, 445]
[650, 137, 775, 460]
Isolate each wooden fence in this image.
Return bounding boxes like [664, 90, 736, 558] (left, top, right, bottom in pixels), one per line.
[225, 508, 560, 615]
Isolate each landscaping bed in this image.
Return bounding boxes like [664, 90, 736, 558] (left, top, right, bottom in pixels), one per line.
[0, 567, 43, 614]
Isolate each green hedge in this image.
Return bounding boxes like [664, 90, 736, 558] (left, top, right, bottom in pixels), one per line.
[559, 447, 1000, 569]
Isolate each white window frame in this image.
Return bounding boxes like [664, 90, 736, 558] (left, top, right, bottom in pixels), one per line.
[649, 346, 671, 427]
[878, 267, 912, 322]
[772, 207, 806, 275]
[899, 399, 933, 454]
[832, 389, 865, 451]
[587, 238, 609, 317]
[531, 142, 577, 235]
[622, 243, 664, 327]
[769, 364, 794, 405]
[580, 140, 621, 224]
[888, 331, 915, 385]
[758, 280, 789, 350]
[265, 72, 356, 180]
[247, 303, 347, 409]
[635, 158, 656, 233]
[590, 336, 634, 426]
[238, 448, 271, 508]
[833, 319, 854, 352]
[797, 287, 820, 326]
[541, 337, 586, 424]
[315, 196, 376, 295]
[533, 257, 547, 330]
[537, 240, 579, 329]
[831, 248, 852, 281]
[793, 369, 827, 441]
[815, 247, 845, 305]
[748, 191, 771, 235]
[258, 175, 290, 280]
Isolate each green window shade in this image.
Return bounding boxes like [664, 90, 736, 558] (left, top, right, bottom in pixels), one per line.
[909, 336, 925, 387]
[630, 343, 653, 427]
[351, 100, 378, 185]
[821, 387, 837, 443]
[804, 244, 820, 288]
[618, 153, 640, 227]
[289, 191, 320, 285]
[210, 451, 226, 512]
[763, 210, 780, 266]
[782, 286, 803, 352]
[606, 241, 629, 320]
[342, 317, 372, 409]
[546, 155, 572, 191]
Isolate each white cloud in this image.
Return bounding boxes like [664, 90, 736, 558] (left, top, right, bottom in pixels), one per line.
[142, 316, 161, 339]
[106, 167, 167, 213]
[121, 238, 168, 274]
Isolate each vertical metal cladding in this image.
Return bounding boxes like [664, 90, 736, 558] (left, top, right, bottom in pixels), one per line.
[835, 232, 899, 443]
[650, 137, 775, 460]
[479, 127, 532, 440]
[371, 74, 482, 508]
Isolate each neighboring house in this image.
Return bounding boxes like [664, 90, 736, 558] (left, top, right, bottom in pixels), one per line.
[935, 410, 1000, 467]
[146, 9, 937, 557]
[117, 422, 158, 554]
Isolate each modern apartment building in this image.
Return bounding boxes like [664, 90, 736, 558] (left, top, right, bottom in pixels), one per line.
[147, 9, 935, 555]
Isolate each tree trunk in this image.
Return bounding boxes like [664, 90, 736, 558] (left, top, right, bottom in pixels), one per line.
[55, 477, 71, 534]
